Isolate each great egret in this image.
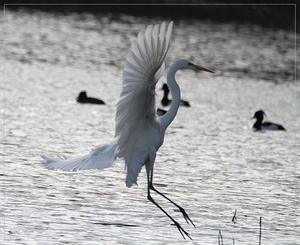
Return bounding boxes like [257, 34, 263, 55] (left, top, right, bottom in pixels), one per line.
[161, 83, 191, 107]
[42, 22, 214, 239]
[77, 91, 105, 104]
[252, 110, 286, 131]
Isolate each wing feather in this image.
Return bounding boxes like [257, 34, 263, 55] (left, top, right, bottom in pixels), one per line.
[41, 141, 118, 171]
[115, 22, 173, 153]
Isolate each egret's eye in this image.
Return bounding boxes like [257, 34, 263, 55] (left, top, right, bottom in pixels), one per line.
[188, 62, 194, 66]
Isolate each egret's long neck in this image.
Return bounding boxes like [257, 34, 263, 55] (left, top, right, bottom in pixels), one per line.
[160, 64, 181, 131]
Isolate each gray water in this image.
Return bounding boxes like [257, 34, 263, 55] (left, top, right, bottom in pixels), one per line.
[1, 8, 299, 244]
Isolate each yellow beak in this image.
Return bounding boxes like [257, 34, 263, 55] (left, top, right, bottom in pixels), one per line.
[194, 64, 215, 73]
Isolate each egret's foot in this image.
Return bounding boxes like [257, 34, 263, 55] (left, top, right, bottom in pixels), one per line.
[171, 220, 192, 240]
[174, 206, 196, 227]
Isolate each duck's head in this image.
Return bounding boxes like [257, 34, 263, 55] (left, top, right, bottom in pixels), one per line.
[78, 91, 87, 99]
[252, 110, 266, 120]
[161, 84, 169, 92]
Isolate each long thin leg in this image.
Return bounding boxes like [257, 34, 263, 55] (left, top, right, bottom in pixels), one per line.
[149, 184, 195, 227]
[147, 189, 192, 240]
[146, 159, 195, 227]
[146, 166, 193, 240]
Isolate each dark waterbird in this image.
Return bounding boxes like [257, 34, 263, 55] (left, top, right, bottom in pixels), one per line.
[78, 91, 165, 115]
[77, 91, 105, 104]
[157, 108, 167, 116]
[161, 83, 191, 107]
[252, 110, 286, 131]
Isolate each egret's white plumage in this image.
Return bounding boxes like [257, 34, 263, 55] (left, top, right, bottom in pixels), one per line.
[42, 141, 118, 171]
[42, 22, 214, 239]
[116, 22, 173, 187]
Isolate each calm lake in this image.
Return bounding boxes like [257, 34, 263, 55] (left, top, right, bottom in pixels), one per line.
[1, 7, 299, 245]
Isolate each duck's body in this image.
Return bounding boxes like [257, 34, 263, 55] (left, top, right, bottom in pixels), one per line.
[161, 84, 190, 107]
[77, 91, 105, 105]
[252, 110, 286, 131]
[157, 108, 167, 116]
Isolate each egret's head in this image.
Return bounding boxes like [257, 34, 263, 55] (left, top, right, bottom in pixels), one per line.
[173, 58, 214, 73]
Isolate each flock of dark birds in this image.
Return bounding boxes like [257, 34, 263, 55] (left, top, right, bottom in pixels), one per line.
[77, 84, 286, 132]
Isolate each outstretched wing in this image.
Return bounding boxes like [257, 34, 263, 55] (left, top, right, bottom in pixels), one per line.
[41, 141, 118, 171]
[115, 22, 173, 152]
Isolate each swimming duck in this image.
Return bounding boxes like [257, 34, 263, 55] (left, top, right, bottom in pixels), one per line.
[252, 110, 285, 131]
[161, 83, 190, 107]
[77, 91, 105, 105]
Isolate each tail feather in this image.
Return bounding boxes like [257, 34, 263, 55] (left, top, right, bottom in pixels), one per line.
[41, 141, 118, 171]
[125, 159, 143, 187]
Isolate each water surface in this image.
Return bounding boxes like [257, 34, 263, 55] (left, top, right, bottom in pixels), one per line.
[1, 9, 299, 244]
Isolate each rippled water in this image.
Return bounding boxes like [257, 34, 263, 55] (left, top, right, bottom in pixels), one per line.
[1, 8, 299, 244]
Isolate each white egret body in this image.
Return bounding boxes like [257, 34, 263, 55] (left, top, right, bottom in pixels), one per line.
[42, 22, 214, 239]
